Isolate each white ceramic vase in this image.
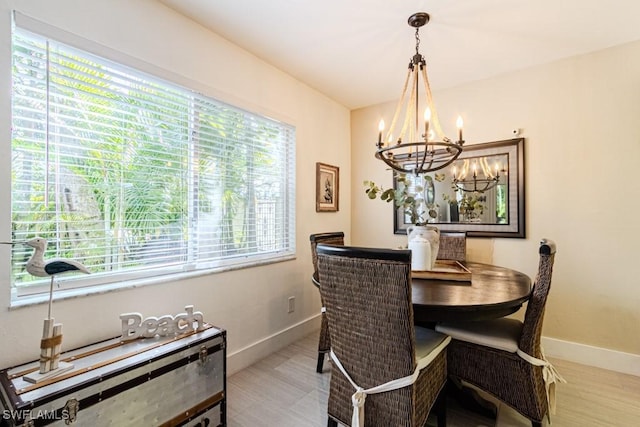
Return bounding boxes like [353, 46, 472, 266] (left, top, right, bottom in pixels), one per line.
[407, 225, 440, 270]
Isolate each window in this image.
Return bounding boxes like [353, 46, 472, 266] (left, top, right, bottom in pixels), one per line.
[9, 16, 296, 300]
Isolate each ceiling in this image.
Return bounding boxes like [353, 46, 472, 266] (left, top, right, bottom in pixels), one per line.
[158, 0, 640, 110]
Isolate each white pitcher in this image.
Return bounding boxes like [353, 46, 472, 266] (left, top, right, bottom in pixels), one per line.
[407, 225, 440, 270]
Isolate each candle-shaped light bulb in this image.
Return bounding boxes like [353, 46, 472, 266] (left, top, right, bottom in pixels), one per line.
[378, 119, 385, 146]
[456, 116, 464, 142]
[424, 108, 431, 140]
[472, 162, 477, 178]
[494, 162, 500, 176]
[452, 165, 457, 180]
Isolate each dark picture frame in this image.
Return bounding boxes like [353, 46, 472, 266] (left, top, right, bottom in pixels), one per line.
[394, 138, 525, 238]
[316, 162, 339, 212]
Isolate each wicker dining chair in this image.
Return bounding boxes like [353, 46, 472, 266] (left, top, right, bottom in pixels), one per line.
[437, 232, 467, 261]
[317, 244, 450, 427]
[310, 232, 345, 373]
[436, 239, 564, 427]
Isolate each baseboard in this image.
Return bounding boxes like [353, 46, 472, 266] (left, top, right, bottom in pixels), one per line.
[542, 336, 640, 377]
[226, 323, 639, 378]
[226, 314, 320, 376]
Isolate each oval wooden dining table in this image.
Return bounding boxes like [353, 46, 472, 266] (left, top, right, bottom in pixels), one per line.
[312, 261, 531, 323]
[411, 261, 531, 323]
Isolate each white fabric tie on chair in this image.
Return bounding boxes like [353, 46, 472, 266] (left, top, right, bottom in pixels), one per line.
[328, 333, 450, 427]
[516, 347, 566, 421]
[436, 319, 565, 422]
[329, 350, 419, 427]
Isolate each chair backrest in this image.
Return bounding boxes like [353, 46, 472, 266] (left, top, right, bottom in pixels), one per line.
[437, 231, 467, 261]
[519, 239, 557, 356]
[316, 244, 417, 389]
[309, 232, 344, 276]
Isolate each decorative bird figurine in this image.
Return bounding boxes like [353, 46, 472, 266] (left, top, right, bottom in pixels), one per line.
[22, 237, 90, 377]
[0, 237, 91, 377]
[24, 237, 90, 318]
[25, 237, 90, 277]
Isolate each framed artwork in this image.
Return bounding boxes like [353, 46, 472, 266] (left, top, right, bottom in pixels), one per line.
[316, 162, 339, 212]
[393, 138, 525, 238]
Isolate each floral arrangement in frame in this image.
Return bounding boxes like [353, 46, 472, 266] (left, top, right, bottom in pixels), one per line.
[316, 162, 339, 212]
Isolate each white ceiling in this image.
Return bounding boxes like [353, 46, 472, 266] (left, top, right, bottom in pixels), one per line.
[158, 0, 640, 110]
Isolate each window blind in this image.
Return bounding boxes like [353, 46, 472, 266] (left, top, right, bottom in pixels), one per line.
[10, 20, 296, 298]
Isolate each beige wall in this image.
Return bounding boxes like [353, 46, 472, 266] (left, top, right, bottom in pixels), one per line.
[0, 0, 351, 370]
[352, 40, 640, 355]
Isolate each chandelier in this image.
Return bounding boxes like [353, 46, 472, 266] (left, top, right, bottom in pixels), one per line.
[376, 12, 464, 174]
[451, 158, 503, 193]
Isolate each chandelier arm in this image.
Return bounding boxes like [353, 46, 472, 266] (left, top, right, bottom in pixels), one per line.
[480, 157, 497, 179]
[386, 68, 413, 144]
[400, 70, 415, 143]
[419, 150, 461, 172]
[482, 179, 499, 192]
[377, 152, 418, 174]
[418, 153, 434, 173]
[460, 159, 469, 180]
[479, 157, 487, 177]
[413, 66, 430, 174]
[376, 142, 462, 174]
[420, 65, 446, 141]
[400, 69, 418, 145]
[398, 80, 411, 144]
[453, 178, 499, 193]
[407, 74, 421, 171]
[452, 160, 500, 193]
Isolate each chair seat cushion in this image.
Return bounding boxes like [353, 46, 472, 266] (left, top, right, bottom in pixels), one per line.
[415, 326, 451, 370]
[435, 318, 523, 353]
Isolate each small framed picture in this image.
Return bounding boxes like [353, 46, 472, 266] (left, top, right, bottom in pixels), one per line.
[316, 162, 339, 212]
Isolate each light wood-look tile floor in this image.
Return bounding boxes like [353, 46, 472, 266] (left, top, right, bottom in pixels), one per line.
[227, 333, 640, 426]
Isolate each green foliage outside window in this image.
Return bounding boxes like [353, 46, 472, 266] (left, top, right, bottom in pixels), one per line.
[10, 27, 294, 291]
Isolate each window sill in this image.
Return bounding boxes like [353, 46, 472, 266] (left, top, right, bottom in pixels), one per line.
[9, 255, 296, 310]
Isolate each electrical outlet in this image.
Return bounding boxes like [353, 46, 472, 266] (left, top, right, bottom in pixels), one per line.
[287, 296, 295, 313]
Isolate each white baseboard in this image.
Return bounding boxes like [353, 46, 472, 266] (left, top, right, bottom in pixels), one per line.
[226, 314, 321, 376]
[226, 323, 639, 378]
[542, 336, 640, 377]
